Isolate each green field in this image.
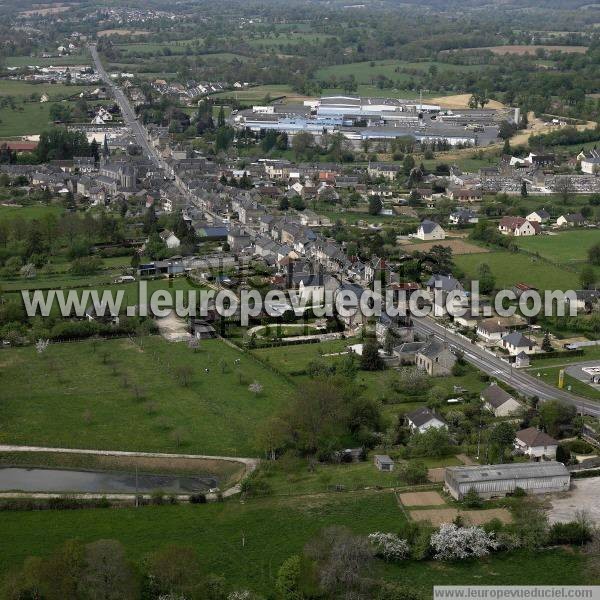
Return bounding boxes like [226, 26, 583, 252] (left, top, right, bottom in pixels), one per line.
[5, 53, 91, 68]
[454, 250, 580, 290]
[246, 32, 333, 49]
[0, 204, 63, 223]
[515, 230, 600, 266]
[0, 80, 92, 100]
[0, 102, 55, 136]
[0, 336, 293, 456]
[210, 84, 297, 102]
[0, 496, 589, 595]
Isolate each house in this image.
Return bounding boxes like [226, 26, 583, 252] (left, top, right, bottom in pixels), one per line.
[425, 274, 463, 296]
[415, 220, 446, 241]
[415, 340, 457, 376]
[445, 462, 570, 500]
[514, 352, 531, 368]
[515, 427, 559, 460]
[393, 341, 427, 364]
[367, 163, 401, 181]
[406, 407, 447, 433]
[159, 229, 181, 249]
[449, 209, 478, 225]
[447, 188, 482, 203]
[375, 313, 414, 345]
[501, 331, 537, 356]
[374, 455, 395, 472]
[498, 217, 539, 236]
[526, 209, 550, 223]
[556, 213, 585, 228]
[579, 149, 600, 175]
[481, 383, 523, 417]
[476, 319, 508, 343]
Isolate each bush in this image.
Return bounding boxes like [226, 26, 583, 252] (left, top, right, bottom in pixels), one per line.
[512, 486, 527, 497]
[549, 521, 592, 546]
[368, 532, 410, 562]
[397, 461, 428, 485]
[430, 523, 498, 561]
[463, 487, 483, 508]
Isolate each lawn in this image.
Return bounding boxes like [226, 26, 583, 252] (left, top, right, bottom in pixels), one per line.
[515, 230, 600, 267]
[0, 203, 63, 223]
[5, 53, 91, 68]
[0, 102, 55, 137]
[210, 84, 298, 102]
[454, 250, 580, 290]
[0, 336, 294, 456]
[526, 365, 600, 401]
[0, 496, 590, 595]
[0, 80, 92, 100]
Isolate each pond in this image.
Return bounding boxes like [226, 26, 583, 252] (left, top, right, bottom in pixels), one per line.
[0, 468, 217, 494]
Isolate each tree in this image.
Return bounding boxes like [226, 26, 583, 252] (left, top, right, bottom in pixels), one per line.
[589, 242, 600, 266]
[292, 132, 315, 160]
[248, 381, 263, 395]
[79, 540, 138, 600]
[539, 400, 576, 438]
[174, 365, 194, 387]
[143, 206, 158, 235]
[463, 487, 483, 508]
[368, 195, 383, 215]
[368, 533, 410, 562]
[279, 196, 290, 211]
[360, 337, 384, 371]
[397, 460, 428, 485]
[430, 524, 497, 561]
[217, 105, 226, 128]
[145, 545, 203, 598]
[477, 263, 496, 295]
[521, 180, 528, 197]
[488, 422, 515, 463]
[275, 555, 303, 600]
[408, 427, 452, 458]
[541, 331, 553, 353]
[580, 265, 596, 290]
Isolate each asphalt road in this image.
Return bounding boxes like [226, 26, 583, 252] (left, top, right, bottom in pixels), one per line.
[413, 316, 600, 417]
[89, 45, 163, 169]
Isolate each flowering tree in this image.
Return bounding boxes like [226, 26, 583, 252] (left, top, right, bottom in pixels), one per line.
[248, 381, 263, 395]
[368, 532, 410, 562]
[430, 523, 498, 561]
[35, 339, 50, 354]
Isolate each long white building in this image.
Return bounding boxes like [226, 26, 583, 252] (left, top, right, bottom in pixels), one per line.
[445, 462, 570, 500]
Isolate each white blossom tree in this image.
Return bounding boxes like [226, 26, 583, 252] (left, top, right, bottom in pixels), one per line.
[35, 338, 50, 354]
[248, 381, 263, 395]
[368, 532, 410, 562]
[430, 523, 498, 561]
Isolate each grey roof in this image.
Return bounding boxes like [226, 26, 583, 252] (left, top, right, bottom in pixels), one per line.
[394, 341, 427, 354]
[374, 454, 394, 464]
[426, 274, 462, 293]
[417, 339, 449, 360]
[419, 219, 440, 234]
[502, 332, 535, 347]
[516, 427, 558, 448]
[406, 406, 445, 427]
[481, 384, 516, 409]
[446, 461, 568, 484]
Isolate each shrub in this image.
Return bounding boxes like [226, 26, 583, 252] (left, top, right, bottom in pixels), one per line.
[463, 487, 483, 508]
[549, 521, 592, 546]
[189, 493, 207, 504]
[430, 523, 498, 561]
[368, 532, 410, 562]
[512, 486, 527, 497]
[397, 461, 428, 485]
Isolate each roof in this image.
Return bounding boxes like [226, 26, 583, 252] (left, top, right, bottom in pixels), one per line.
[426, 274, 462, 293]
[478, 319, 507, 334]
[502, 331, 535, 347]
[406, 406, 445, 428]
[417, 339, 450, 360]
[516, 427, 558, 448]
[446, 461, 568, 484]
[561, 213, 585, 223]
[481, 384, 515, 409]
[419, 219, 441, 234]
[374, 454, 394, 464]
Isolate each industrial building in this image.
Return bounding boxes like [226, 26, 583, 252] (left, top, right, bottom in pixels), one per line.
[444, 462, 570, 500]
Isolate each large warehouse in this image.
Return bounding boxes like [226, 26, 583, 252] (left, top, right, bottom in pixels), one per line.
[445, 462, 570, 500]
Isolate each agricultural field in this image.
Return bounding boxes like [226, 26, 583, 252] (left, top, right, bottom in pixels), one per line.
[4, 53, 91, 68]
[0, 496, 591, 596]
[0, 102, 55, 137]
[210, 84, 300, 103]
[0, 203, 64, 223]
[246, 32, 333, 49]
[0, 336, 294, 456]
[454, 250, 581, 290]
[0, 80, 92, 100]
[400, 239, 488, 255]
[472, 45, 588, 55]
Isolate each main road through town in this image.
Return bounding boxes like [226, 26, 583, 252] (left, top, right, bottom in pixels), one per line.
[89, 44, 165, 170]
[413, 316, 600, 417]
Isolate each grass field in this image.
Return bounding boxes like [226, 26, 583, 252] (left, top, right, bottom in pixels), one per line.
[210, 84, 299, 102]
[0, 103, 55, 137]
[0, 336, 294, 456]
[515, 230, 600, 266]
[0, 203, 63, 222]
[0, 496, 590, 595]
[454, 250, 580, 290]
[0, 80, 92, 100]
[5, 53, 91, 68]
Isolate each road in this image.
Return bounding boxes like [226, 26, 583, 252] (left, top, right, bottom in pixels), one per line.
[413, 317, 600, 417]
[89, 44, 164, 170]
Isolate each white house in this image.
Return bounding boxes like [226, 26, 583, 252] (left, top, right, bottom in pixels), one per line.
[159, 229, 181, 249]
[498, 217, 539, 236]
[481, 383, 523, 417]
[526, 209, 550, 223]
[578, 149, 600, 175]
[476, 319, 508, 343]
[415, 219, 446, 241]
[501, 331, 537, 356]
[406, 406, 447, 433]
[556, 213, 585, 228]
[515, 427, 558, 460]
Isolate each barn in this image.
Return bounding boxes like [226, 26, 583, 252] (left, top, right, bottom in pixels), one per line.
[444, 462, 570, 500]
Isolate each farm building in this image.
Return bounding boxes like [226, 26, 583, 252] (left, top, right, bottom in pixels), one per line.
[444, 462, 570, 500]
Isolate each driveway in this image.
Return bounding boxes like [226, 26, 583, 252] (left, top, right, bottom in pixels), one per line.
[547, 476, 600, 524]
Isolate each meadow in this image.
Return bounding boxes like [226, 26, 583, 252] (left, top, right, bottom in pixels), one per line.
[0, 496, 590, 595]
[454, 250, 581, 290]
[0, 80, 92, 100]
[0, 103, 55, 137]
[515, 230, 600, 266]
[0, 336, 294, 456]
[4, 53, 91, 68]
